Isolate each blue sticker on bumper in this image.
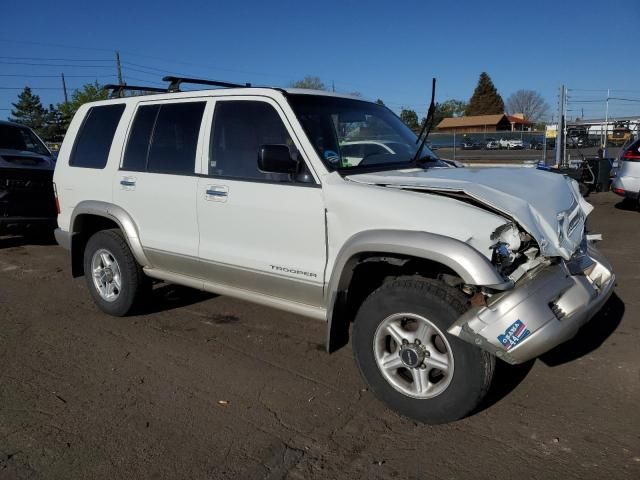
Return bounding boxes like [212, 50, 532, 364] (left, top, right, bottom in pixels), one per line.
[498, 320, 530, 351]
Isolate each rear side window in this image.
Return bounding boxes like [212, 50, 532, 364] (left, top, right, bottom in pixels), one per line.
[122, 105, 160, 171]
[147, 102, 205, 174]
[69, 104, 125, 168]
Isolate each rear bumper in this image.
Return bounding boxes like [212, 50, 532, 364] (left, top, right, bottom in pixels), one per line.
[448, 245, 615, 364]
[0, 216, 56, 230]
[611, 176, 639, 199]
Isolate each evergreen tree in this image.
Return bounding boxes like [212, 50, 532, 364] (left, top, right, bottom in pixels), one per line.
[42, 104, 66, 142]
[375, 99, 385, 106]
[9, 87, 47, 133]
[465, 73, 504, 116]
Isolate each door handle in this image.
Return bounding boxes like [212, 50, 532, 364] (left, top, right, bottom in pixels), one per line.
[120, 176, 136, 190]
[205, 185, 228, 202]
[205, 189, 227, 197]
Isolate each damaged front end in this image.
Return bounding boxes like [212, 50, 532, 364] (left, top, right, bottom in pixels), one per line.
[448, 238, 615, 364]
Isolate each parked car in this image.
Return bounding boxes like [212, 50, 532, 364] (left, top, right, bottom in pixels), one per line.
[461, 139, 482, 150]
[484, 138, 500, 149]
[529, 138, 554, 150]
[0, 120, 57, 234]
[612, 138, 640, 207]
[339, 140, 451, 169]
[499, 138, 524, 149]
[53, 81, 615, 424]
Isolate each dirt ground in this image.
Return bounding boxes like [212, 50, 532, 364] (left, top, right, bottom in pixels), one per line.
[1, 192, 639, 480]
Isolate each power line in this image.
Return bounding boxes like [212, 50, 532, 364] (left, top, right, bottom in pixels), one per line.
[0, 86, 83, 90]
[0, 61, 113, 68]
[0, 73, 114, 78]
[0, 55, 111, 62]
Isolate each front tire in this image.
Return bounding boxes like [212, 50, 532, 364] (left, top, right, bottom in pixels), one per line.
[83, 229, 149, 316]
[352, 277, 494, 424]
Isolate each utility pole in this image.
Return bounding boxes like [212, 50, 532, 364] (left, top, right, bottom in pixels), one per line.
[332, 80, 335, 93]
[115, 51, 123, 85]
[603, 88, 610, 157]
[555, 84, 565, 167]
[61, 72, 68, 103]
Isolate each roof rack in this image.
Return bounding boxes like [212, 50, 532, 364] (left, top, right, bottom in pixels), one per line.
[163, 76, 251, 92]
[103, 84, 167, 98]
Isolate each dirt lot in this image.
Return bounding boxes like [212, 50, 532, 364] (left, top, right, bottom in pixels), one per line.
[1, 193, 639, 480]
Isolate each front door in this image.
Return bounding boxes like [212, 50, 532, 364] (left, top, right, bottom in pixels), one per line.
[196, 98, 326, 306]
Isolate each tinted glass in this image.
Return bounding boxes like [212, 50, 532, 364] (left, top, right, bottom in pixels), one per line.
[69, 104, 125, 168]
[210, 101, 294, 181]
[122, 105, 159, 171]
[147, 102, 205, 174]
[0, 124, 50, 155]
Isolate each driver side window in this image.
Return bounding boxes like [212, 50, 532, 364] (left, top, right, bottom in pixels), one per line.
[210, 100, 301, 182]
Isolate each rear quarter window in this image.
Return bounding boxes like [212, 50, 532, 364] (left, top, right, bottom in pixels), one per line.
[69, 104, 125, 169]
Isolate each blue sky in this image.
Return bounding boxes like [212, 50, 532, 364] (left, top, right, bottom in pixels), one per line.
[2, 0, 639, 121]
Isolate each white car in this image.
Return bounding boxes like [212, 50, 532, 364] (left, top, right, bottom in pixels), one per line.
[498, 138, 524, 149]
[612, 138, 640, 207]
[53, 79, 615, 424]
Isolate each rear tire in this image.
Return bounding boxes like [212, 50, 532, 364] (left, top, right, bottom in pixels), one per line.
[83, 229, 149, 316]
[352, 277, 494, 424]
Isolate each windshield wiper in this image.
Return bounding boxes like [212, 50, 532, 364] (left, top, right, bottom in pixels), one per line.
[412, 77, 437, 167]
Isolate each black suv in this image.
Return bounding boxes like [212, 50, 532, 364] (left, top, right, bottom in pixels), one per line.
[0, 120, 57, 234]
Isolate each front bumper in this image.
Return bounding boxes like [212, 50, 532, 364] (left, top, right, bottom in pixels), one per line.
[448, 245, 615, 364]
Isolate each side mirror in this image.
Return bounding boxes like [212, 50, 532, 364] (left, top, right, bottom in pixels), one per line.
[258, 144, 299, 174]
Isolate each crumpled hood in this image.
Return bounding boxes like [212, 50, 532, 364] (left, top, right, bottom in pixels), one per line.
[346, 167, 593, 260]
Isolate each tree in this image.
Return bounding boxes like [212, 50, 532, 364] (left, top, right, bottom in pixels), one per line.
[433, 99, 468, 126]
[465, 72, 504, 116]
[400, 108, 420, 131]
[290, 76, 326, 90]
[9, 87, 47, 134]
[42, 104, 65, 142]
[58, 81, 109, 129]
[506, 89, 550, 123]
[375, 99, 385, 106]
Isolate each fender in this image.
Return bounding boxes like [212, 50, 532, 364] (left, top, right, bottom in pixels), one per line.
[70, 200, 150, 268]
[324, 229, 512, 352]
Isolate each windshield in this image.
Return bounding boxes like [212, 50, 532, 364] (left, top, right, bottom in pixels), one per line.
[0, 124, 50, 156]
[288, 94, 442, 172]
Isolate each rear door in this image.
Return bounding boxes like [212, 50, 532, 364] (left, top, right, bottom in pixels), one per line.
[196, 97, 326, 307]
[113, 98, 207, 275]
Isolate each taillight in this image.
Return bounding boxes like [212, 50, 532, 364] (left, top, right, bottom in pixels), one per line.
[53, 182, 60, 215]
[622, 141, 640, 161]
[612, 187, 626, 196]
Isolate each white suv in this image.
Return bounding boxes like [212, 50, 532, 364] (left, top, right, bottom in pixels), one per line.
[53, 79, 615, 424]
